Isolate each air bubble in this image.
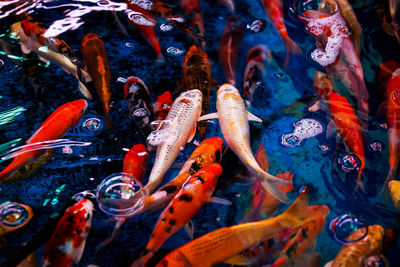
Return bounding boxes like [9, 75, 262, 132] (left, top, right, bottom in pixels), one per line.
[274, 73, 283, 78]
[337, 154, 360, 172]
[166, 47, 185, 56]
[83, 118, 103, 132]
[329, 214, 368, 244]
[246, 19, 266, 33]
[125, 43, 133, 48]
[379, 122, 388, 130]
[0, 202, 32, 228]
[369, 141, 383, 152]
[160, 23, 174, 32]
[0, 59, 4, 71]
[319, 144, 329, 151]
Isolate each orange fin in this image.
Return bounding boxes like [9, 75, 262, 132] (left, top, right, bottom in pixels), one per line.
[255, 141, 269, 172]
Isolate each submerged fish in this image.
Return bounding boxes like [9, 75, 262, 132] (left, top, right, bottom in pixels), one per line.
[218, 15, 244, 86]
[380, 69, 400, 193]
[178, 0, 206, 49]
[43, 199, 93, 267]
[179, 45, 217, 139]
[9, 20, 92, 98]
[389, 0, 400, 44]
[123, 77, 155, 136]
[0, 100, 88, 182]
[199, 84, 291, 203]
[131, 163, 223, 267]
[153, 91, 172, 121]
[389, 180, 400, 210]
[155, 188, 329, 267]
[81, 33, 112, 128]
[144, 89, 202, 195]
[325, 225, 385, 267]
[122, 144, 149, 183]
[311, 71, 366, 192]
[0, 202, 33, 237]
[262, 0, 302, 67]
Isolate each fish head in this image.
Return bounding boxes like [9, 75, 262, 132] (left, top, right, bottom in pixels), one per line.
[246, 45, 271, 64]
[70, 99, 88, 126]
[81, 32, 101, 46]
[155, 91, 172, 113]
[0, 201, 33, 236]
[64, 199, 94, 232]
[178, 89, 203, 108]
[124, 77, 154, 121]
[183, 45, 210, 75]
[200, 137, 224, 162]
[217, 83, 241, 102]
[313, 71, 332, 99]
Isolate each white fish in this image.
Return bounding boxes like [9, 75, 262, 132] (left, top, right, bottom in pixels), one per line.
[9, 22, 92, 99]
[144, 89, 203, 195]
[199, 84, 291, 202]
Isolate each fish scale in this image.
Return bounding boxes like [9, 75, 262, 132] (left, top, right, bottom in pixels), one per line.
[144, 89, 202, 195]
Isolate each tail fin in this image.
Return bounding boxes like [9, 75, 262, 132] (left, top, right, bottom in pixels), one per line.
[96, 219, 126, 251]
[354, 171, 366, 194]
[278, 187, 329, 227]
[258, 169, 291, 203]
[380, 167, 397, 196]
[130, 251, 154, 267]
[282, 37, 302, 68]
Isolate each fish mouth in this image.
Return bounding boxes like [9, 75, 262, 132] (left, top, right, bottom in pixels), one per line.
[181, 89, 203, 101]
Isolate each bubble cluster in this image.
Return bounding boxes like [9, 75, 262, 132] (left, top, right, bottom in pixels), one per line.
[83, 118, 103, 132]
[166, 47, 185, 56]
[281, 119, 323, 147]
[0, 202, 31, 228]
[96, 173, 147, 218]
[337, 154, 360, 172]
[246, 19, 266, 33]
[329, 214, 368, 244]
[369, 141, 383, 152]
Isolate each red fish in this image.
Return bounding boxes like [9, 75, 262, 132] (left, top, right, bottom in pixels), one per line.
[262, 0, 302, 67]
[380, 68, 400, 193]
[131, 163, 223, 267]
[311, 71, 365, 192]
[153, 91, 172, 121]
[0, 99, 88, 182]
[218, 15, 244, 86]
[122, 144, 150, 183]
[81, 33, 112, 128]
[43, 199, 93, 267]
[126, 3, 164, 62]
[178, 0, 206, 49]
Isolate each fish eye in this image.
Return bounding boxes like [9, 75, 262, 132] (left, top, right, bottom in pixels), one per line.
[84, 213, 91, 220]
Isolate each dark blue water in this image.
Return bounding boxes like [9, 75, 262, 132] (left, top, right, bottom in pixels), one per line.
[1, 0, 400, 266]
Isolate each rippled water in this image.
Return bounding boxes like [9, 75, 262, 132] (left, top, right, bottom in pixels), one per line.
[1, 0, 400, 266]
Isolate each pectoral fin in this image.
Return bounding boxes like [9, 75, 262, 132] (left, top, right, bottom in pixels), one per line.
[198, 113, 218, 121]
[184, 220, 194, 239]
[223, 255, 252, 265]
[21, 42, 32, 54]
[147, 129, 168, 147]
[209, 197, 232, 205]
[187, 124, 196, 143]
[247, 111, 262, 122]
[78, 81, 93, 99]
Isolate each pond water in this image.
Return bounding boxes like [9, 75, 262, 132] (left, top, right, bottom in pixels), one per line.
[0, 0, 400, 266]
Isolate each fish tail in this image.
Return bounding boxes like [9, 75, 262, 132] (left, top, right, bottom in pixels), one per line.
[258, 169, 291, 203]
[130, 251, 154, 267]
[282, 37, 302, 68]
[380, 167, 397, 196]
[0, 156, 27, 183]
[354, 171, 366, 194]
[96, 220, 125, 251]
[278, 186, 329, 227]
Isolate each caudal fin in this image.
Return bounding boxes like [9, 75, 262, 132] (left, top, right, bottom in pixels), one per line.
[278, 187, 329, 227]
[380, 167, 397, 196]
[96, 220, 125, 251]
[282, 37, 302, 68]
[354, 171, 366, 194]
[258, 169, 292, 203]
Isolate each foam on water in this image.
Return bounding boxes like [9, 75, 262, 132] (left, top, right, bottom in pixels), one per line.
[281, 118, 323, 147]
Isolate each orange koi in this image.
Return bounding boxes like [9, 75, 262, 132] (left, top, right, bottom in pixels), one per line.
[380, 69, 400, 193]
[389, 180, 400, 210]
[0, 99, 88, 182]
[81, 33, 112, 128]
[311, 71, 365, 192]
[122, 144, 149, 183]
[179, 45, 217, 138]
[153, 91, 172, 121]
[326, 225, 385, 267]
[131, 163, 223, 267]
[262, 0, 302, 67]
[0, 201, 33, 237]
[218, 15, 244, 86]
[43, 199, 93, 267]
[155, 188, 329, 267]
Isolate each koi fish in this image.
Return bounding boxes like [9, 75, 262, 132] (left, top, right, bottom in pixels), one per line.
[179, 45, 217, 139]
[81, 33, 112, 128]
[155, 188, 329, 267]
[199, 84, 291, 203]
[0, 202, 33, 237]
[123, 77, 155, 136]
[43, 199, 93, 267]
[122, 144, 149, 183]
[389, 0, 400, 44]
[125, 6, 164, 62]
[325, 225, 384, 267]
[262, 0, 302, 67]
[9, 21, 92, 98]
[144, 89, 202, 195]
[389, 180, 400, 210]
[131, 163, 223, 267]
[153, 91, 172, 121]
[178, 0, 206, 49]
[134, 137, 223, 216]
[380, 69, 400, 193]
[310, 71, 365, 192]
[375, 2, 396, 37]
[218, 15, 244, 86]
[271, 216, 327, 267]
[0, 99, 88, 182]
